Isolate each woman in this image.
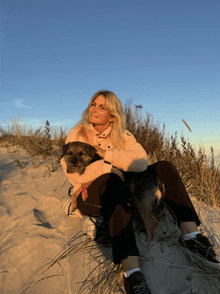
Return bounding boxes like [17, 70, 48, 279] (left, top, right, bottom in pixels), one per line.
[61, 90, 218, 294]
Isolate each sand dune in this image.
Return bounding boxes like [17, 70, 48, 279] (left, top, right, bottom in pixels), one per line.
[0, 146, 219, 294]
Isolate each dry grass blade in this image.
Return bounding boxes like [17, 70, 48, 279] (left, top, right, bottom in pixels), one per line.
[20, 232, 86, 292]
[14, 159, 24, 169]
[182, 119, 192, 132]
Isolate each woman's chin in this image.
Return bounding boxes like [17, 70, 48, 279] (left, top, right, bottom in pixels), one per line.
[89, 117, 98, 124]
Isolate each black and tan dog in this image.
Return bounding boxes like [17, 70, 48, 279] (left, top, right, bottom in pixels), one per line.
[61, 141, 164, 240]
[123, 170, 164, 241]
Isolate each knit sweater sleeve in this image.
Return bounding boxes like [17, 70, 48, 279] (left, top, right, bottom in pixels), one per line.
[104, 130, 148, 172]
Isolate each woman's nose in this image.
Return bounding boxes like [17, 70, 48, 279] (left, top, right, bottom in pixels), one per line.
[92, 105, 98, 112]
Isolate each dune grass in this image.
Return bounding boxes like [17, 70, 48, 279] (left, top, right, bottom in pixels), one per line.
[21, 232, 123, 294]
[123, 103, 220, 208]
[0, 103, 220, 208]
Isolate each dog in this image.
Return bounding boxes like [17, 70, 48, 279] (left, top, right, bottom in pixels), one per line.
[61, 141, 164, 240]
[123, 170, 165, 241]
[61, 141, 103, 211]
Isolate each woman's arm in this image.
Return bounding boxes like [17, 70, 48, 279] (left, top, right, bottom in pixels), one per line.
[102, 130, 148, 173]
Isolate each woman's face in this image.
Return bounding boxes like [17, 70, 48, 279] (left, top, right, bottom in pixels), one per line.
[89, 95, 114, 127]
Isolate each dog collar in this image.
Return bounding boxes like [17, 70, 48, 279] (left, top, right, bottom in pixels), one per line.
[104, 160, 124, 173]
[82, 186, 88, 201]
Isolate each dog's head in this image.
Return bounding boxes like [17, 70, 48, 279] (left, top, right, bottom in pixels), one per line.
[61, 141, 101, 174]
[124, 170, 164, 209]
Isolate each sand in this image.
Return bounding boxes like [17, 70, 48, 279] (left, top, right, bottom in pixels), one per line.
[0, 146, 220, 294]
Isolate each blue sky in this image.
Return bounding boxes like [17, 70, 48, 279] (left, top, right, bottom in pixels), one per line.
[1, 0, 220, 159]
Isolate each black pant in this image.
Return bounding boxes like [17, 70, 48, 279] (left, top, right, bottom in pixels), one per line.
[76, 161, 201, 264]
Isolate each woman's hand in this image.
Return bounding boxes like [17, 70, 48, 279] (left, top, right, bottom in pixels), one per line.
[94, 145, 106, 158]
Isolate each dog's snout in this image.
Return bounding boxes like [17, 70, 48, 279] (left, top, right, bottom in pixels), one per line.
[71, 157, 78, 163]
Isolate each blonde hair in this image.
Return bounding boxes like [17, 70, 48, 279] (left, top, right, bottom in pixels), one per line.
[73, 90, 126, 150]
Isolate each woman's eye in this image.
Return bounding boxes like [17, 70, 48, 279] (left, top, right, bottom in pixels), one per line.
[91, 103, 105, 110]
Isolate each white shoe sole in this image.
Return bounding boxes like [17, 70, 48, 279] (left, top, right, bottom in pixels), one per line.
[81, 216, 97, 239]
[62, 198, 83, 219]
[69, 208, 83, 219]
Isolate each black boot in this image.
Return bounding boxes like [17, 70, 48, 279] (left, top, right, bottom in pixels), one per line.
[178, 233, 219, 263]
[123, 271, 151, 294]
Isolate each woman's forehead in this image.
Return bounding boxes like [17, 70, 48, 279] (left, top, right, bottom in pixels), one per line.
[93, 95, 106, 104]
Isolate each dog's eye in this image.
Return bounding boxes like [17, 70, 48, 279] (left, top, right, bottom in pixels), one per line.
[79, 151, 84, 156]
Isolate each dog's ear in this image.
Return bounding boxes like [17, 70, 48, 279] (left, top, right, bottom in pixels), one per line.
[127, 173, 147, 200]
[85, 143, 97, 157]
[129, 178, 143, 197]
[60, 143, 69, 158]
